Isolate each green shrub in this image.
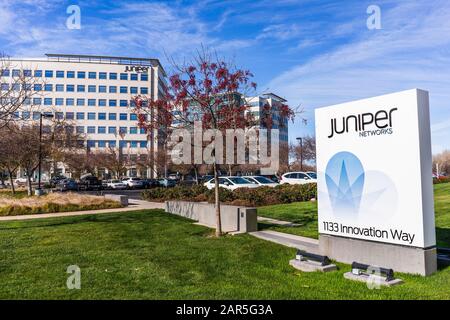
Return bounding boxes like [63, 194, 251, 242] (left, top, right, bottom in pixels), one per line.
[142, 183, 317, 206]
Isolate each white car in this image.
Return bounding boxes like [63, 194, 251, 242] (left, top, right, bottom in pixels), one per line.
[242, 176, 279, 188]
[204, 176, 260, 191]
[106, 179, 127, 190]
[122, 177, 144, 189]
[280, 172, 317, 185]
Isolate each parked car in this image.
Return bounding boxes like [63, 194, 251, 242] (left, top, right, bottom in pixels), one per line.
[142, 179, 159, 189]
[56, 179, 79, 192]
[305, 172, 317, 180]
[280, 172, 317, 185]
[204, 176, 260, 191]
[200, 175, 214, 183]
[49, 175, 67, 188]
[242, 176, 279, 187]
[122, 177, 144, 189]
[158, 178, 177, 188]
[78, 175, 103, 191]
[105, 179, 127, 190]
[260, 174, 280, 183]
[14, 177, 29, 186]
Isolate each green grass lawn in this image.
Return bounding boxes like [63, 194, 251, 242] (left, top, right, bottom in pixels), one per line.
[0, 209, 449, 299]
[258, 183, 450, 247]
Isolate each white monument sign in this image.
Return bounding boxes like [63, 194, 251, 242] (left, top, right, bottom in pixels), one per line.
[315, 89, 435, 250]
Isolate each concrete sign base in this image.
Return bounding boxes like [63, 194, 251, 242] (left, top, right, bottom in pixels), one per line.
[289, 259, 337, 273]
[319, 234, 437, 276]
[343, 272, 403, 287]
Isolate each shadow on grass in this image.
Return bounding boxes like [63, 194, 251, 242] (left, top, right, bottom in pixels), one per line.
[436, 227, 450, 248]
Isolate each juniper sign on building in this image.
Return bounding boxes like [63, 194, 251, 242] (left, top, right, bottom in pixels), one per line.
[315, 89, 437, 275]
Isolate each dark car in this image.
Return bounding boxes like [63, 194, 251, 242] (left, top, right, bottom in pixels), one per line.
[158, 178, 177, 188]
[142, 179, 159, 189]
[78, 175, 103, 191]
[56, 179, 79, 192]
[200, 175, 214, 183]
[261, 175, 280, 183]
[49, 175, 67, 188]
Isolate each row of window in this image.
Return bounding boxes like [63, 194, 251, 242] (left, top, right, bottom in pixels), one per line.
[15, 111, 144, 121]
[9, 98, 137, 107]
[79, 126, 146, 135]
[0, 83, 149, 94]
[1, 69, 149, 81]
[87, 140, 148, 148]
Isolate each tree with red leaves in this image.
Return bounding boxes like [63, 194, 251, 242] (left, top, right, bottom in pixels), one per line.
[133, 51, 294, 237]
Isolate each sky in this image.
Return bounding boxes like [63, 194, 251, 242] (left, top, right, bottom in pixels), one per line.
[0, 0, 449, 154]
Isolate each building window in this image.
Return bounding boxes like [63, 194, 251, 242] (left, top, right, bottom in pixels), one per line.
[130, 74, 138, 81]
[120, 73, 128, 80]
[66, 98, 74, 106]
[66, 84, 75, 92]
[44, 84, 53, 91]
[88, 113, 95, 120]
[98, 85, 106, 93]
[109, 73, 117, 80]
[12, 83, 20, 91]
[120, 86, 127, 94]
[67, 71, 75, 78]
[130, 113, 137, 121]
[108, 140, 116, 148]
[34, 70, 42, 77]
[77, 85, 85, 92]
[88, 99, 96, 106]
[76, 126, 85, 133]
[140, 87, 149, 94]
[22, 111, 30, 119]
[130, 141, 138, 148]
[55, 98, 64, 106]
[56, 71, 64, 78]
[34, 84, 42, 91]
[130, 87, 138, 94]
[77, 71, 86, 79]
[109, 86, 117, 93]
[109, 113, 117, 120]
[119, 140, 127, 148]
[76, 112, 85, 120]
[55, 112, 64, 120]
[44, 98, 52, 105]
[23, 70, 32, 77]
[45, 70, 53, 78]
[130, 127, 138, 134]
[109, 100, 117, 107]
[140, 128, 146, 134]
[12, 69, 20, 77]
[87, 127, 95, 134]
[66, 112, 74, 120]
[141, 73, 148, 81]
[119, 127, 127, 134]
[98, 140, 106, 148]
[87, 140, 95, 148]
[119, 113, 127, 121]
[120, 100, 128, 107]
[88, 85, 96, 93]
[56, 84, 64, 92]
[99, 72, 107, 80]
[140, 141, 147, 148]
[88, 72, 97, 79]
[33, 98, 42, 105]
[77, 99, 85, 106]
[98, 113, 106, 120]
[33, 112, 41, 120]
[108, 127, 116, 134]
[98, 126, 106, 134]
[99, 99, 107, 107]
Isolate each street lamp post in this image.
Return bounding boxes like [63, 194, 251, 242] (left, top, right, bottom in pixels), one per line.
[36, 113, 54, 196]
[296, 137, 303, 171]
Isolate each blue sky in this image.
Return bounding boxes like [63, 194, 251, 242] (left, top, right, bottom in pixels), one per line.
[1, 0, 449, 154]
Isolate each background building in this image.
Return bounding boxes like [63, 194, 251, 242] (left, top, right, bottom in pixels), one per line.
[2, 54, 167, 178]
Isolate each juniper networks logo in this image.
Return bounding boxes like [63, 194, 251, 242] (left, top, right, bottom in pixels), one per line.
[328, 108, 398, 138]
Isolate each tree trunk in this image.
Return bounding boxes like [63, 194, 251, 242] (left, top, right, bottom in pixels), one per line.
[7, 168, 15, 194]
[213, 162, 222, 237]
[194, 166, 199, 185]
[26, 170, 33, 196]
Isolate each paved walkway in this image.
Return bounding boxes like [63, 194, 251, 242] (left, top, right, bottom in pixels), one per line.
[0, 199, 165, 222]
[257, 216, 301, 227]
[250, 230, 320, 254]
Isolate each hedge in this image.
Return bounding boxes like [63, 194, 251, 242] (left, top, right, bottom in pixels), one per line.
[141, 183, 317, 207]
[433, 177, 450, 184]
